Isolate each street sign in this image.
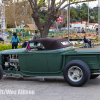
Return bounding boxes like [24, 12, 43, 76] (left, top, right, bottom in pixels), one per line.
[57, 15, 63, 23]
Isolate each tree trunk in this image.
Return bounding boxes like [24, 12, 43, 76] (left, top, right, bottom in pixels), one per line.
[86, 20, 87, 25]
[40, 30, 48, 38]
[71, 17, 72, 24]
[14, 20, 17, 28]
[32, 10, 59, 38]
[81, 17, 82, 24]
[39, 24, 51, 38]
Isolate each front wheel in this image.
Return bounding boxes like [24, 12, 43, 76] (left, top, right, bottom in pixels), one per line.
[0, 65, 3, 80]
[63, 60, 90, 87]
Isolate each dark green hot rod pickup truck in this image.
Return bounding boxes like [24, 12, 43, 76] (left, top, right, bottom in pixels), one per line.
[0, 38, 99, 87]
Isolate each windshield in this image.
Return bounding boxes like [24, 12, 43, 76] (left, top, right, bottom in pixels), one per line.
[28, 42, 45, 50]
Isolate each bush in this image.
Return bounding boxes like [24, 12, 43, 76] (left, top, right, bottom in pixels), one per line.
[0, 44, 22, 51]
[51, 34, 55, 38]
[77, 40, 81, 44]
[18, 36, 23, 42]
[22, 38, 29, 42]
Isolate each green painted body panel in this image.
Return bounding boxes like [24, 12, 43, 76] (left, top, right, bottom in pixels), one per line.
[1, 48, 26, 54]
[18, 54, 27, 71]
[25, 50, 48, 72]
[1, 46, 100, 77]
[65, 55, 99, 71]
[62, 50, 100, 73]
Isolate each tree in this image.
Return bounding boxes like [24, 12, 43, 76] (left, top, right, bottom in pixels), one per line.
[77, 10, 85, 23]
[83, 13, 88, 25]
[38, 2, 47, 24]
[28, 0, 96, 38]
[81, 3, 88, 12]
[70, 7, 76, 24]
[5, 1, 32, 28]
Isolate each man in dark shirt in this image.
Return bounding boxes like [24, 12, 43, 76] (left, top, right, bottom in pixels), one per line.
[33, 31, 40, 40]
[84, 36, 91, 47]
[33, 31, 40, 46]
[96, 27, 98, 35]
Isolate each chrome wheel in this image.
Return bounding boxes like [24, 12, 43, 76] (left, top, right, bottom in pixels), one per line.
[68, 66, 83, 82]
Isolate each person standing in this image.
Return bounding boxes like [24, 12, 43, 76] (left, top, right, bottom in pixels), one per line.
[11, 32, 20, 49]
[33, 31, 40, 40]
[33, 31, 40, 46]
[96, 27, 98, 35]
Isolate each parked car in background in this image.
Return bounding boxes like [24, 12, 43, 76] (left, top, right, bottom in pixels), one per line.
[0, 38, 100, 87]
[22, 41, 28, 48]
[0, 37, 4, 41]
[22, 39, 31, 48]
[60, 27, 73, 31]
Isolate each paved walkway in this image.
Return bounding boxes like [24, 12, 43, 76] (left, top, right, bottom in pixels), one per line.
[75, 45, 100, 51]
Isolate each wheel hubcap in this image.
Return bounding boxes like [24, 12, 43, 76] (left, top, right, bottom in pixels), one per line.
[68, 66, 83, 82]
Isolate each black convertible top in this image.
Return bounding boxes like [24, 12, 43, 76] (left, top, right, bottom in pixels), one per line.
[29, 38, 73, 50]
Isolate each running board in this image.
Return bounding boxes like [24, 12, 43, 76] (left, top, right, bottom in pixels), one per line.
[91, 73, 100, 75]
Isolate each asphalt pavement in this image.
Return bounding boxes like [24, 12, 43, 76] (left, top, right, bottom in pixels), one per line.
[0, 45, 100, 100]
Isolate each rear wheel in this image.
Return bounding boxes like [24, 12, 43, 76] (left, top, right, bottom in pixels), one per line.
[90, 75, 99, 79]
[63, 60, 90, 87]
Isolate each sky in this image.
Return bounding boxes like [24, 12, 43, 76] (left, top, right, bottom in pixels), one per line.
[62, 1, 98, 9]
[73, 1, 98, 8]
[0, 0, 98, 8]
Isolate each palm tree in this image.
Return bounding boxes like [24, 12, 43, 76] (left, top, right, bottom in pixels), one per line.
[83, 13, 88, 25]
[77, 10, 85, 24]
[70, 7, 76, 24]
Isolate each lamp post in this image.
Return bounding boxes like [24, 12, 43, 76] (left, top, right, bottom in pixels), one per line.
[67, 0, 70, 41]
[21, 21, 24, 39]
[88, 1, 89, 33]
[98, 0, 100, 40]
[11, 29, 13, 38]
[33, 20, 35, 34]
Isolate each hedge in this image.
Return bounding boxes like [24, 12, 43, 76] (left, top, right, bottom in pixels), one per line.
[0, 44, 22, 51]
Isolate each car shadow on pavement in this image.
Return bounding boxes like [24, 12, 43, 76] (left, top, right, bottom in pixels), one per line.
[2, 76, 100, 87]
[88, 77, 100, 86]
[2, 76, 68, 85]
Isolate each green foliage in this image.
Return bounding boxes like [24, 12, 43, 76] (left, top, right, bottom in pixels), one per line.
[83, 13, 88, 22]
[77, 10, 85, 23]
[77, 40, 80, 43]
[70, 7, 76, 23]
[81, 3, 88, 11]
[51, 34, 55, 38]
[40, 18, 45, 24]
[38, 0, 47, 8]
[18, 36, 30, 42]
[0, 44, 22, 51]
[18, 36, 23, 42]
[38, 2, 47, 24]
[22, 38, 29, 41]
[74, 44, 83, 47]
[70, 3, 98, 24]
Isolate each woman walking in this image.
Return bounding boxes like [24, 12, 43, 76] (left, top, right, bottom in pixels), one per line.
[11, 32, 20, 49]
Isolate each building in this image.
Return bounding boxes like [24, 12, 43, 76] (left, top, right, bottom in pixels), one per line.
[70, 21, 98, 31]
[24, 24, 38, 33]
[40, 7, 48, 11]
[0, 3, 6, 33]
